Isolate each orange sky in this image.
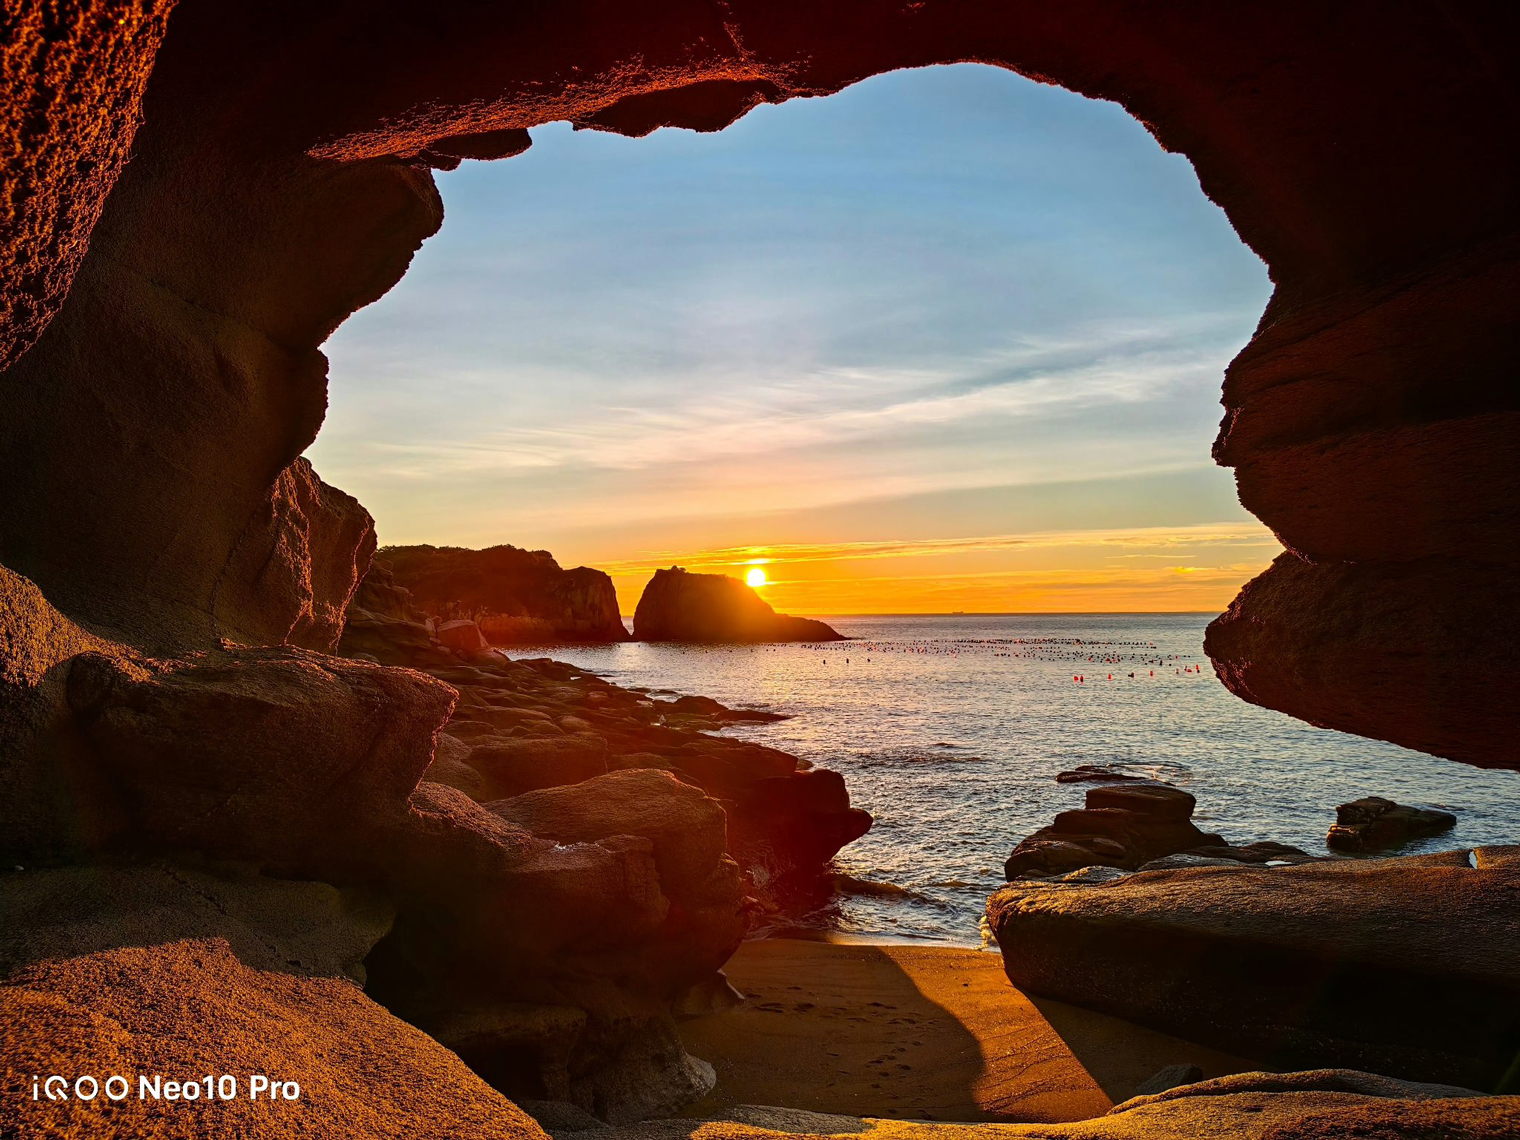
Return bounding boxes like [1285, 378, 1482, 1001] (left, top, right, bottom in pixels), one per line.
[595, 522, 1281, 616]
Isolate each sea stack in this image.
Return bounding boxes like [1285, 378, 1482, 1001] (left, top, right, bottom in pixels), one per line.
[634, 566, 845, 643]
[378, 544, 629, 644]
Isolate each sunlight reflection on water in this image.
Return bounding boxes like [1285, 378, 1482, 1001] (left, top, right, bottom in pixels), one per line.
[511, 614, 1520, 946]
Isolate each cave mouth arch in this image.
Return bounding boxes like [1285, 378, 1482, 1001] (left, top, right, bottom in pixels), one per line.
[311, 63, 1277, 620]
[0, 3, 1512, 781]
[300, 62, 1520, 946]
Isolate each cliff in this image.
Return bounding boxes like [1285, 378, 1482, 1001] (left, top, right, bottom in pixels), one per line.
[634, 567, 845, 643]
[381, 544, 628, 644]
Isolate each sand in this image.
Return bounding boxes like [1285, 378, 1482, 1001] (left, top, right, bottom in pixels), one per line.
[679, 938, 1256, 1124]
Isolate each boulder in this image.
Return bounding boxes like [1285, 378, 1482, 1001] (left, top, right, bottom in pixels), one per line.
[437, 618, 491, 654]
[633, 568, 844, 643]
[524, 1070, 1514, 1140]
[379, 544, 629, 644]
[488, 770, 730, 896]
[1327, 795, 1457, 853]
[0, 939, 546, 1140]
[465, 733, 611, 799]
[53, 644, 455, 870]
[987, 849, 1520, 1088]
[1004, 784, 1225, 879]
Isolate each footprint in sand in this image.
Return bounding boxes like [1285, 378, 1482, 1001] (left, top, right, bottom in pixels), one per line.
[754, 1002, 787, 1013]
[794, 1002, 816, 1012]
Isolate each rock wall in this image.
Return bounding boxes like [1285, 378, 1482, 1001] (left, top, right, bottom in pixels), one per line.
[379, 544, 629, 644]
[634, 567, 844, 643]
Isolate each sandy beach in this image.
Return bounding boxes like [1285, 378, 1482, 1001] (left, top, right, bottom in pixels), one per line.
[679, 938, 1255, 1124]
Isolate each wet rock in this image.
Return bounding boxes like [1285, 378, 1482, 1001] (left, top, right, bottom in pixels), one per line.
[633, 567, 844, 643]
[1054, 765, 1150, 785]
[987, 849, 1520, 1088]
[1327, 795, 1458, 853]
[1004, 785, 1225, 879]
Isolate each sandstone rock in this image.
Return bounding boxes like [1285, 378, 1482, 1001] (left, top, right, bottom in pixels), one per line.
[987, 849, 1520, 1088]
[488, 770, 730, 897]
[381, 544, 629, 644]
[1132, 1062, 1203, 1098]
[0, 861, 392, 985]
[0, 939, 546, 1140]
[466, 733, 611, 799]
[634, 568, 844, 643]
[1327, 795, 1457, 853]
[529, 1071, 1515, 1140]
[57, 644, 455, 870]
[437, 618, 491, 654]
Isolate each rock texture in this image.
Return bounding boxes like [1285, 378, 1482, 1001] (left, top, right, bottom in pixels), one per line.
[380, 545, 629, 644]
[1327, 795, 1457, 853]
[0, 563, 759, 1120]
[634, 568, 843, 644]
[413, 650, 871, 912]
[1, 940, 548, 1140]
[523, 1072, 1517, 1140]
[987, 848, 1520, 1090]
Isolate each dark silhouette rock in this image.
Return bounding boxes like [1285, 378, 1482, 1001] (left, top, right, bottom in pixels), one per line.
[987, 849, 1520, 1089]
[1054, 765, 1149, 785]
[379, 544, 629, 644]
[634, 567, 843, 643]
[1328, 796, 1458, 853]
[1004, 783, 1225, 879]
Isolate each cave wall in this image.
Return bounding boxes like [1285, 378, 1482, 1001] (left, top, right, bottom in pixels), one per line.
[1, 0, 1516, 765]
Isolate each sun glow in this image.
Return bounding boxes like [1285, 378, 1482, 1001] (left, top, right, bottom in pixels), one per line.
[745, 567, 768, 588]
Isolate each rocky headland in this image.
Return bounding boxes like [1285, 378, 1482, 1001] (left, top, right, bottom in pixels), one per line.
[377, 544, 629, 644]
[634, 567, 845, 644]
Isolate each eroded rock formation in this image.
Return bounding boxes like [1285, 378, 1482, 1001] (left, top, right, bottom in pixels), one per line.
[987, 848, 1520, 1090]
[2, 1, 1519, 1135]
[379, 544, 629, 644]
[635, 567, 844, 643]
[5, 1, 1512, 767]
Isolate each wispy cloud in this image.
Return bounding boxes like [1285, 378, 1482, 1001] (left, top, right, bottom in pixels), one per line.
[596, 521, 1278, 575]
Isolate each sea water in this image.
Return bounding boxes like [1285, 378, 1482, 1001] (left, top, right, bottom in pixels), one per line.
[510, 613, 1520, 946]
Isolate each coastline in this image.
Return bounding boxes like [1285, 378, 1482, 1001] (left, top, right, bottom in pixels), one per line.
[677, 938, 1255, 1124]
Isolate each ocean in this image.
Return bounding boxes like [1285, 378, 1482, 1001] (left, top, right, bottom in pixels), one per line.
[509, 613, 1520, 946]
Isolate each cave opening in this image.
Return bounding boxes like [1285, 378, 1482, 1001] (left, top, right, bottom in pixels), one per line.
[309, 64, 1520, 946]
[5, 6, 1519, 1133]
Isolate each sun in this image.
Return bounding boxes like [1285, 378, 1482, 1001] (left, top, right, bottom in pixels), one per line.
[745, 567, 768, 588]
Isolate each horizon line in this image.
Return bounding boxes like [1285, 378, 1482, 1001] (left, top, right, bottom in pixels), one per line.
[617, 609, 1224, 618]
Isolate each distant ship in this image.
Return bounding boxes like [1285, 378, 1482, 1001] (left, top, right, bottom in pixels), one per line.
[951, 610, 966, 615]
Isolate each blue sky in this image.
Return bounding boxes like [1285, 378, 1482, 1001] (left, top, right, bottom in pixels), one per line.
[311, 64, 1278, 612]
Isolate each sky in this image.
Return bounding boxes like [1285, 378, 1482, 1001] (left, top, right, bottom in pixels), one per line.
[310, 64, 1279, 616]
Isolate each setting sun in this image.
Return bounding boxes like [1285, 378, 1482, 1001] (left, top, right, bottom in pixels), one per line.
[745, 567, 768, 588]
